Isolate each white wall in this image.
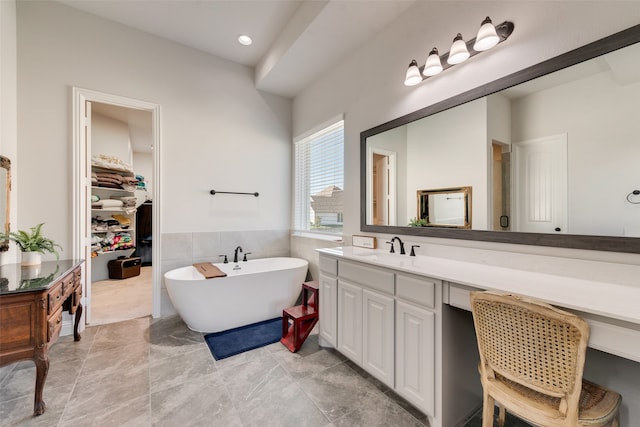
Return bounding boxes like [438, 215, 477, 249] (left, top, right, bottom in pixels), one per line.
[16, 0, 292, 261]
[92, 113, 133, 166]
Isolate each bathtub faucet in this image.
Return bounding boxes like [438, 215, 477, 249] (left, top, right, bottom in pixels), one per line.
[233, 246, 243, 263]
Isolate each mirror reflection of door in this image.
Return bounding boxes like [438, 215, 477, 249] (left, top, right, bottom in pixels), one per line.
[491, 142, 511, 230]
[371, 150, 396, 225]
[512, 134, 567, 233]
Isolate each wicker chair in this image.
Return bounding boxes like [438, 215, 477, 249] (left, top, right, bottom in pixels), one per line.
[470, 291, 621, 427]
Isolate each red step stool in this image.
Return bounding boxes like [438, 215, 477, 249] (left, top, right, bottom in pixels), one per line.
[280, 281, 319, 352]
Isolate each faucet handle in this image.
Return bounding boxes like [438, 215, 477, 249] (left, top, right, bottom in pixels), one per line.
[218, 255, 228, 263]
[386, 241, 395, 253]
[410, 245, 420, 257]
[243, 252, 251, 262]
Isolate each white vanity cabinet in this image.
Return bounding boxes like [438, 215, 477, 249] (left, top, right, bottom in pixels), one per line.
[395, 273, 437, 415]
[338, 259, 395, 387]
[319, 253, 438, 411]
[318, 256, 338, 347]
[363, 288, 394, 387]
[337, 279, 363, 363]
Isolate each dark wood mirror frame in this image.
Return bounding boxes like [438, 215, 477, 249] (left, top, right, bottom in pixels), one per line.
[361, 24, 640, 254]
[0, 156, 10, 252]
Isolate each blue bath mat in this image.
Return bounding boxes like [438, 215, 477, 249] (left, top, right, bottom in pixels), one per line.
[204, 317, 282, 360]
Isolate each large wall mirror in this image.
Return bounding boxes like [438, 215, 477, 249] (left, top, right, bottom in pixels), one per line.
[361, 24, 640, 253]
[0, 156, 10, 252]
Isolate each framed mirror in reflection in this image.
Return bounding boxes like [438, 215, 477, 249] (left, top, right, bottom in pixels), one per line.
[361, 24, 640, 253]
[416, 187, 472, 229]
[0, 156, 10, 252]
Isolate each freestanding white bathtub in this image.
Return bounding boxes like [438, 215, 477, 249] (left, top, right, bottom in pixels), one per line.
[164, 257, 309, 333]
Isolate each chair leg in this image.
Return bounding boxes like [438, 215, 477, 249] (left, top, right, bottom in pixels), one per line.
[611, 415, 619, 427]
[497, 404, 506, 427]
[482, 392, 495, 427]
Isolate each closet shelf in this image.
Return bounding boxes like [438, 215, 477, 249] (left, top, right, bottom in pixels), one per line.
[92, 228, 135, 234]
[92, 248, 136, 256]
[91, 208, 136, 213]
[92, 186, 135, 194]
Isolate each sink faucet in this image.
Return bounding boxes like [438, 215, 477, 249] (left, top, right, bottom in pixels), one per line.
[390, 236, 406, 255]
[233, 246, 243, 263]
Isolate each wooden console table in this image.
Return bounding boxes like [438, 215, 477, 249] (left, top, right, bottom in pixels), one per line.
[0, 260, 84, 416]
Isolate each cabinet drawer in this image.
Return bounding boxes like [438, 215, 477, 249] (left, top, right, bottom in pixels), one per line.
[339, 260, 394, 295]
[396, 274, 437, 309]
[47, 284, 64, 314]
[60, 273, 74, 297]
[48, 306, 63, 342]
[319, 256, 338, 276]
[71, 285, 83, 314]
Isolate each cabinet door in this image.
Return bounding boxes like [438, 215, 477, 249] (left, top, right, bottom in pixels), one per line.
[363, 289, 394, 387]
[319, 273, 338, 347]
[396, 300, 435, 416]
[337, 280, 363, 365]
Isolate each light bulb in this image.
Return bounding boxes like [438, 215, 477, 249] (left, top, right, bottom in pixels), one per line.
[423, 48, 443, 76]
[473, 17, 500, 51]
[447, 33, 470, 64]
[404, 60, 423, 86]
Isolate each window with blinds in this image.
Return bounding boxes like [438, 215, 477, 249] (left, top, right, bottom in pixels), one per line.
[294, 120, 344, 234]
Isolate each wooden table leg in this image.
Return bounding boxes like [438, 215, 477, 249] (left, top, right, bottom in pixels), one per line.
[33, 344, 49, 416]
[74, 303, 83, 342]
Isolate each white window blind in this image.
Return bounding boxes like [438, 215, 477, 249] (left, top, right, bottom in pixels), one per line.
[294, 120, 344, 234]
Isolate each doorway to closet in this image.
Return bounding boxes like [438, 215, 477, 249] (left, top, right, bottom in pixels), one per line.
[72, 88, 161, 327]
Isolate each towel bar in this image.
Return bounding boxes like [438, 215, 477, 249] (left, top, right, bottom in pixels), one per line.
[209, 190, 259, 197]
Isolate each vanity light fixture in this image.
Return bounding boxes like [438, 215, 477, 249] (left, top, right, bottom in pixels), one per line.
[404, 17, 514, 86]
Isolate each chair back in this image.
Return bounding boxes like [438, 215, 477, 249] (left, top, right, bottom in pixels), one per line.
[470, 291, 590, 421]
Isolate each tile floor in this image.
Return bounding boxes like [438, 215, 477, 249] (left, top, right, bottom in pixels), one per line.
[0, 315, 529, 427]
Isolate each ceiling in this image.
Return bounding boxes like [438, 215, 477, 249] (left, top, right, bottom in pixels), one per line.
[56, 0, 415, 98]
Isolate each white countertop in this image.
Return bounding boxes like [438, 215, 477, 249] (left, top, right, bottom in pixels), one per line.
[318, 246, 640, 326]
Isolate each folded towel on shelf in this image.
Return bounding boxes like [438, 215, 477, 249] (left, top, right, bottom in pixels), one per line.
[122, 176, 138, 185]
[112, 196, 136, 207]
[96, 182, 122, 189]
[95, 173, 124, 183]
[92, 199, 124, 209]
[111, 214, 131, 227]
[92, 154, 134, 174]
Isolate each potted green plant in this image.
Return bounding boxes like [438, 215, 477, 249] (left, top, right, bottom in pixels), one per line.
[408, 217, 429, 227]
[2, 223, 62, 266]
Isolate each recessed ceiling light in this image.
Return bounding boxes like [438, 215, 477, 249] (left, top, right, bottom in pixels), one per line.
[238, 35, 252, 46]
